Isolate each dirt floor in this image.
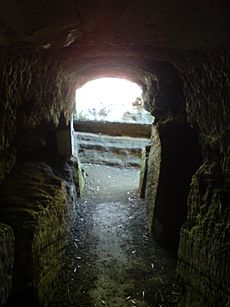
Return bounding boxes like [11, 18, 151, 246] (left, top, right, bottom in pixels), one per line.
[53, 164, 182, 307]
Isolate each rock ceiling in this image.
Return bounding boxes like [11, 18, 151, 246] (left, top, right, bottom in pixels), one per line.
[0, 0, 230, 79]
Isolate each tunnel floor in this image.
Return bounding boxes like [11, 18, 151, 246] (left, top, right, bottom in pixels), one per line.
[53, 164, 182, 307]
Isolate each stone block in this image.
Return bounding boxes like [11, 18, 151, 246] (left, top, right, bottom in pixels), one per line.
[139, 145, 151, 199]
[0, 162, 73, 306]
[74, 120, 151, 138]
[177, 165, 230, 306]
[56, 126, 73, 156]
[146, 122, 201, 253]
[71, 157, 85, 197]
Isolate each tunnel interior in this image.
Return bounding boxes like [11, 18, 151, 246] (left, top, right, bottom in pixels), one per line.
[0, 1, 229, 306]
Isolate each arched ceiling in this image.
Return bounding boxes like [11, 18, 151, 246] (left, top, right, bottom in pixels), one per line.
[1, 0, 230, 50]
[0, 0, 230, 79]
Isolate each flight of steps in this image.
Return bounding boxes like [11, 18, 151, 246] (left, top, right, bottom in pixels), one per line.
[74, 132, 150, 167]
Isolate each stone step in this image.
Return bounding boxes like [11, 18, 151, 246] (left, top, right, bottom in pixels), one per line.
[74, 120, 151, 138]
[74, 132, 150, 167]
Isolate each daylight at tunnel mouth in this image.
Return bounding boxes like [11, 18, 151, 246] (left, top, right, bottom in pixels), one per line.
[74, 77, 154, 161]
[75, 77, 144, 122]
[0, 1, 229, 306]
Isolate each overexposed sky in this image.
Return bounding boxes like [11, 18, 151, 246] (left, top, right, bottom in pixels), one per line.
[75, 78, 142, 114]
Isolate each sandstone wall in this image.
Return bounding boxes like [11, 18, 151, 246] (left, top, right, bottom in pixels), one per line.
[143, 63, 201, 253]
[0, 51, 86, 306]
[0, 162, 73, 306]
[146, 121, 201, 253]
[177, 53, 230, 306]
[0, 224, 14, 307]
[142, 54, 229, 304]
[0, 53, 76, 182]
[145, 125, 161, 229]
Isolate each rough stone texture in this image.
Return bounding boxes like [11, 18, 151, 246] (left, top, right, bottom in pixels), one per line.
[142, 64, 195, 246]
[177, 166, 230, 306]
[142, 63, 186, 123]
[139, 145, 151, 199]
[71, 157, 85, 197]
[177, 54, 230, 306]
[0, 224, 14, 307]
[0, 54, 76, 183]
[183, 53, 230, 143]
[144, 120, 201, 253]
[0, 1, 229, 51]
[0, 162, 73, 306]
[145, 125, 161, 229]
[51, 155, 86, 198]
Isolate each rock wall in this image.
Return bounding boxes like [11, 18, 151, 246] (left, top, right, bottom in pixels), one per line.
[144, 125, 161, 228]
[0, 162, 73, 306]
[142, 63, 202, 253]
[71, 157, 86, 197]
[143, 54, 229, 304]
[0, 224, 14, 307]
[146, 121, 201, 253]
[0, 52, 76, 182]
[139, 144, 151, 199]
[142, 63, 186, 122]
[177, 53, 230, 306]
[0, 51, 86, 306]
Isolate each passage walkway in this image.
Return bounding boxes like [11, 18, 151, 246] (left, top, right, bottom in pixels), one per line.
[54, 164, 181, 307]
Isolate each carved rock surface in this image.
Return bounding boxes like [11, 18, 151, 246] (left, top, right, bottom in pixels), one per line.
[0, 162, 72, 306]
[177, 54, 230, 306]
[177, 163, 230, 306]
[145, 121, 201, 253]
[0, 54, 76, 183]
[0, 0, 229, 51]
[0, 223, 14, 307]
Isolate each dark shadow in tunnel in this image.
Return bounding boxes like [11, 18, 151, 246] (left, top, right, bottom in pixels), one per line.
[151, 122, 202, 254]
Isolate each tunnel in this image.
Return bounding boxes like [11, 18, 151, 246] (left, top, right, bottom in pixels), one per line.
[0, 1, 229, 306]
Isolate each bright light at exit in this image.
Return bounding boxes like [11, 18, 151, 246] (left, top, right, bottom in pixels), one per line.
[75, 78, 143, 122]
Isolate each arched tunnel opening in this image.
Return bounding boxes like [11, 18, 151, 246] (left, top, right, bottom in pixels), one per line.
[29, 72, 202, 306]
[42, 74, 202, 306]
[74, 77, 153, 167]
[0, 1, 229, 306]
